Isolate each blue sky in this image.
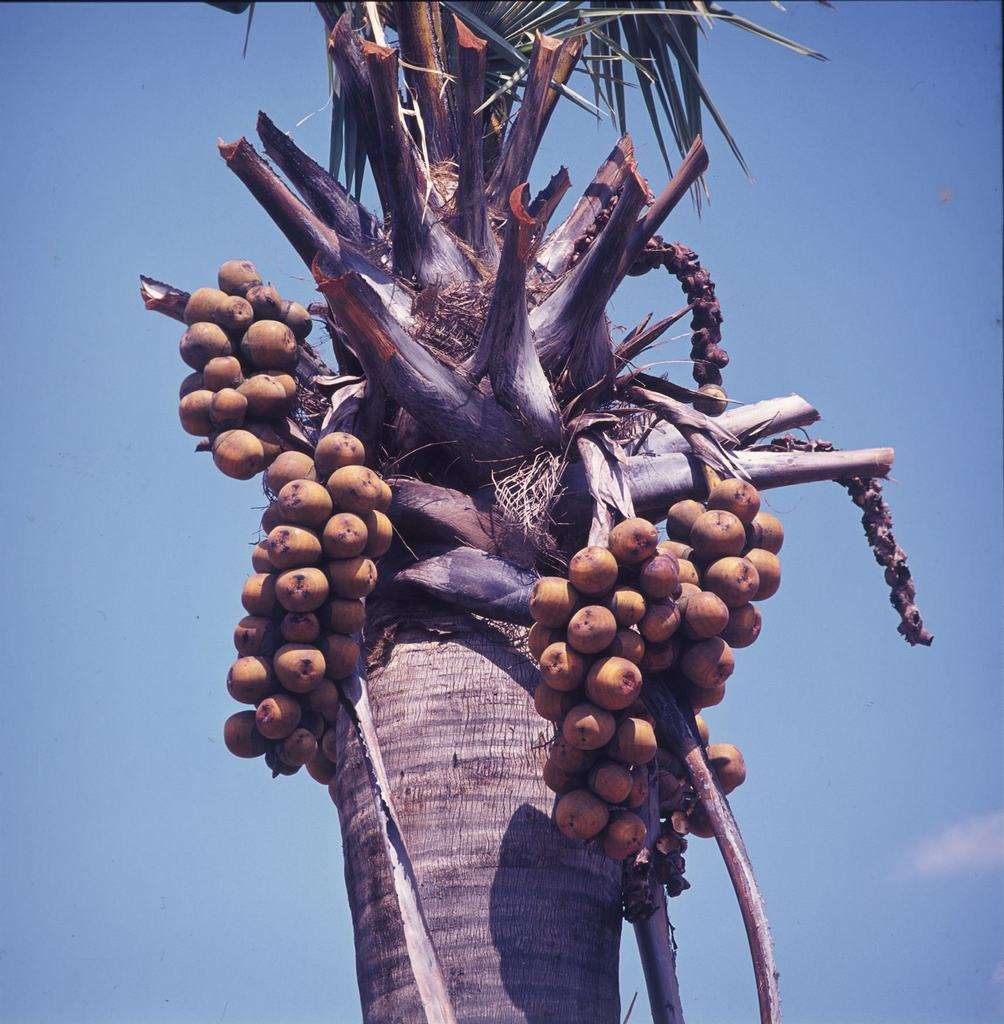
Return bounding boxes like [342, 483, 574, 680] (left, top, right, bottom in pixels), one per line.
[0, 3, 1000, 1023]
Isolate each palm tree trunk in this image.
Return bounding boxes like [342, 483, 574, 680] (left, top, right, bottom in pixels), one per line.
[331, 600, 623, 1023]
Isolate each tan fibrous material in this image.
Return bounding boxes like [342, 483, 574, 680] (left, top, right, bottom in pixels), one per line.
[554, 789, 610, 841]
[568, 546, 619, 595]
[529, 577, 580, 628]
[608, 517, 659, 565]
[566, 605, 618, 655]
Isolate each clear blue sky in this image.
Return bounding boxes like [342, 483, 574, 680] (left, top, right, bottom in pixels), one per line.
[1, 3, 1000, 1023]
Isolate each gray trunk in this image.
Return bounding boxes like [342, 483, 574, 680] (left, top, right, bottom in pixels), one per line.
[332, 603, 623, 1023]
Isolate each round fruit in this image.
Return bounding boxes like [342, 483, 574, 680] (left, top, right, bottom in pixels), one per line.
[224, 711, 268, 758]
[695, 714, 710, 745]
[218, 259, 262, 297]
[608, 629, 645, 665]
[626, 772, 649, 811]
[687, 805, 716, 839]
[721, 603, 762, 648]
[202, 355, 244, 391]
[209, 388, 247, 429]
[282, 300, 313, 340]
[690, 510, 746, 559]
[314, 431, 366, 476]
[307, 680, 340, 722]
[278, 727, 318, 767]
[307, 747, 338, 784]
[320, 634, 361, 679]
[567, 605, 618, 655]
[548, 736, 597, 773]
[609, 716, 657, 765]
[658, 538, 694, 561]
[693, 383, 728, 416]
[246, 283, 283, 320]
[238, 374, 291, 419]
[555, 789, 610, 840]
[601, 810, 647, 860]
[639, 600, 681, 643]
[226, 656, 274, 704]
[180, 322, 231, 369]
[747, 510, 784, 554]
[179, 371, 204, 398]
[267, 526, 322, 569]
[529, 577, 579, 628]
[321, 728, 339, 762]
[604, 587, 646, 627]
[702, 556, 760, 608]
[255, 693, 302, 739]
[265, 451, 316, 495]
[178, 390, 214, 436]
[638, 553, 681, 600]
[280, 612, 321, 643]
[251, 542, 272, 573]
[562, 703, 617, 751]
[588, 760, 633, 804]
[681, 590, 730, 639]
[543, 757, 582, 795]
[184, 287, 253, 332]
[585, 657, 643, 711]
[677, 560, 700, 589]
[233, 615, 274, 656]
[534, 682, 579, 723]
[639, 639, 680, 673]
[539, 642, 588, 692]
[680, 637, 735, 690]
[260, 502, 283, 534]
[212, 430, 265, 480]
[707, 479, 760, 524]
[326, 556, 378, 599]
[276, 567, 330, 613]
[744, 548, 781, 600]
[273, 643, 326, 693]
[242, 422, 284, 463]
[568, 546, 619, 595]
[322, 513, 368, 559]
[609, 518, 659, 564]
[362, 510, 393, 559]
[327, 465, 385, 515]
[319, 598, 366, 635]
[708, 742, 746, 794]
[688, 681, 726, 711]
[241, 573, 279, 617]
[278, 479, 333, 528]
[666, 499, 705, 541]
[241, 320, 298, 371]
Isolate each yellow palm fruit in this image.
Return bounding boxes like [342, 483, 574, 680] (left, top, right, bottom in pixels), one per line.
[609, 517, 659, 564]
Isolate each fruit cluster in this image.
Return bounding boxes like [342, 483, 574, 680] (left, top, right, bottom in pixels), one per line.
[176, 259, 313, 480]
[222, 436, 392, 784]
[531, 479, 782, 867]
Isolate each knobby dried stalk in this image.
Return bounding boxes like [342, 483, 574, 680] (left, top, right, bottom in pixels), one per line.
[763, 435, 932, 646]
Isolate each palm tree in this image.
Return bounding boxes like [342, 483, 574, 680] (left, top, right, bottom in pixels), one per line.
[142, 4, 930, 1021]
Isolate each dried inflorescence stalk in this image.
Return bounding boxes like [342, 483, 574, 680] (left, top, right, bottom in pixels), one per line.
[764, 435, 933, 646]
